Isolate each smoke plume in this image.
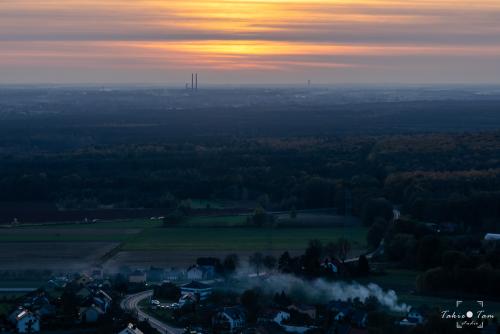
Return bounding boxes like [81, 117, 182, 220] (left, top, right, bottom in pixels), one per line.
[246, 274, 410, 313]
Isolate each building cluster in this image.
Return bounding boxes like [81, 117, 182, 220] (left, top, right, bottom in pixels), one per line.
[145, 277, 432, 334]
[126, 261, 218, 285]
[0, 271, 138, 334]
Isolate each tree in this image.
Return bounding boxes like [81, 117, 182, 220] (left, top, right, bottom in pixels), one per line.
[252, 206, 268, 227]
[303, 240, 323, 276]
[362, 198, 393, 226]
[358, 255, 370, 276]
[273, 291, 292, 307]
[441, 250, 467, 270]
[386, 233, 416, 264]
[223, 254, 239, 277]
[162, 210, 185, 227]
[336, 238, 351, 262]
[417, 235, 444, 270]
[324, 242, 339, 259]
[249, 252, 264, 275]
[241, 288, 264, 323]
[367, 218, 387, 250]
[178, 199, 192, 214]
[154, 282, 181, 301]
[263, 255, 277, 272]
[278, 251, 292, 273]
[60, 288, 79, 321]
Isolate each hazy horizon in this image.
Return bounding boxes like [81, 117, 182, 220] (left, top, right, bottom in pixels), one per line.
[1, 1, 500, 85]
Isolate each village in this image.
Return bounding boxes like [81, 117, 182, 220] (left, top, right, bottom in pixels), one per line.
[0, 249, 439, 334]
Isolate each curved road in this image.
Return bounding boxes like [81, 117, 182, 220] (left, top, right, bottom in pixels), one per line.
[344, 207, 400, 263]
[120, 290, 184, 334]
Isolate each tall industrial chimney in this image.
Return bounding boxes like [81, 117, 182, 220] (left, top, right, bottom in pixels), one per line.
[191, 74, 194, 91]
[195, 73, 198, 91]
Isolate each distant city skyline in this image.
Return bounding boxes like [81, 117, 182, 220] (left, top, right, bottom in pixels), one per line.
[1, 1, 500, 84]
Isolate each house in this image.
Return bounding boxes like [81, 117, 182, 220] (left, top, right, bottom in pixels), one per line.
[47, 276, 69, 288]
[119, 323, 144, 334]
[79, 305, 105, 323]
[93, 290, 112, 313]
[26, 294, 56, 318]
[90, 267, 104, 280]
[484, 233, 500, 241]
[181, 281, 212, 301]
[9, 308, 40, 333]
[322, 258, 347, 276]
[129, 270, 147, 283]
[287, 304, 317, 321]
[179, 293, 198, 306]
[212, 307, 246, 334]
[252, 322, 289, 334]
[76, 287, 93, 300]
[75, 274, 93, 286]
[440, 223, 458, 233]
[147, 267, 165, 282]
[258, 310, 290, 325]
[350, 310, 368, 328]
[165, 268, 184, 281]
[187, 265, 216, 280]
[328, 301, 353, 322]
[398, 308, 426, 327]
[407, 308, 425, 324]
[329, 324, 367, 334]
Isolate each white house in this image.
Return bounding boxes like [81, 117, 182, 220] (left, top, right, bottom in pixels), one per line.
[260, 310, 290, 325]
[119, 323, 144, 334]
[129, 270, 147, 283]
[407, 309, 425, 324]
[181, 281, 212, 301]
[484, 233, 500, 241]
[398, 308, 425, 327]
[187, 265, 216, 280]
[187, 266, 204, 281]
[9, 308, 40, 333]
[212, 307, 246, 334]
[165, 268, 184, 281]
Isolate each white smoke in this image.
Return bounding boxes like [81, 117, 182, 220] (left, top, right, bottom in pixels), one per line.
[246, 273, 410, 313]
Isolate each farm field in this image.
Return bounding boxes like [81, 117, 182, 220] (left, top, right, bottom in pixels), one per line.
[0, 242, 119, 271]
[122, 226, 367, 251]
[0, 213, 367, 270]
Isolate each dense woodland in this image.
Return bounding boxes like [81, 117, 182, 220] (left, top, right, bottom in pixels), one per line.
[1, 87, 500, 231]
[2, 132, 500, 232]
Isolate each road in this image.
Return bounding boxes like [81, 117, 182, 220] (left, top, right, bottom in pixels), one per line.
[120, 290, 184, 334]
[344, 207, 400, 263]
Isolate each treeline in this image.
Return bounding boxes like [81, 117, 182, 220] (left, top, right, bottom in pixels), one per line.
[2, 132, 500, 230]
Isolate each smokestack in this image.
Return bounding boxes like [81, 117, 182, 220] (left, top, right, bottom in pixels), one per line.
[195, 73, 198, 91]
[191, 74, 194, 91]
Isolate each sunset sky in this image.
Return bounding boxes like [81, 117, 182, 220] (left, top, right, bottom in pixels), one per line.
[1, 0, 500, 85]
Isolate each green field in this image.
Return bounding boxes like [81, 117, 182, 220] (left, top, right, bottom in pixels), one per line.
[122, 226, 367, 251]
[1, 214, 366, 252]
[1, 215, 367, 269]
[183, 215, 247, 227]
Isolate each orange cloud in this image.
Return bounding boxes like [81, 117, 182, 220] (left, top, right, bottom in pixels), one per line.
[1, 1, 499, 83]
